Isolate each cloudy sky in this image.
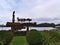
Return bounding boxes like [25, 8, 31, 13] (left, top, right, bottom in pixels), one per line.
[0, 0, 60, 24]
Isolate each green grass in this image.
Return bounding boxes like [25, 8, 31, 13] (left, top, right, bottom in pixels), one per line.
[10, 31, 60, 45]
[0, 30, 60, 45]
[11, 36, 28, 45]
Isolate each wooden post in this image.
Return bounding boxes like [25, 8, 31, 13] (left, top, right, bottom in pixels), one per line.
[26, 23, 29, 32]
[12, 11, 15, 23]
[11, 11, 15, 36]
[11, 27, 14, 36]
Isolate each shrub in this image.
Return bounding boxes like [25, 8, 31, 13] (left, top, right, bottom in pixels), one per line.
[50, 31, 60, 42]
[26, 30, 43, 45]
[0, 41, 4, 45]
[3, 32, 12, 45]
[0, 31, 12, 45]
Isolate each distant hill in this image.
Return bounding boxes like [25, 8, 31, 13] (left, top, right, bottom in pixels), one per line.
[56, 24, 60, 26]
[30, 23, 55, 27]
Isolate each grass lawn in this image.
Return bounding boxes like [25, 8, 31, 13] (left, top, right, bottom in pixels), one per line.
[10, 36, 28, 45]
[10, 31, 60, 45]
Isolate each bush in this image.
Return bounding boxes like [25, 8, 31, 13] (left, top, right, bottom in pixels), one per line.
[26, 30, 43, 45]
[49, 31, 60, 42]
[39, 31, 60, 45]
[0, 41, 4, 45]
[0, 31, 12, 45]
[3, 32, 12, 45]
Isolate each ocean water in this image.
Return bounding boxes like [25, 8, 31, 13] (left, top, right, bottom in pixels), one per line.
[0, 27, 11, 30]
[21, 27, 56, 31]
[0, 27, 56, 31]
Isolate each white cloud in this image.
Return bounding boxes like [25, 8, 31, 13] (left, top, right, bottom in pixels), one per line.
[0, 0, 60, 24]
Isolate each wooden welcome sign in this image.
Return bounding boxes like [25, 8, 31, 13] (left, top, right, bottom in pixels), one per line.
[6, 11, 36, 36]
